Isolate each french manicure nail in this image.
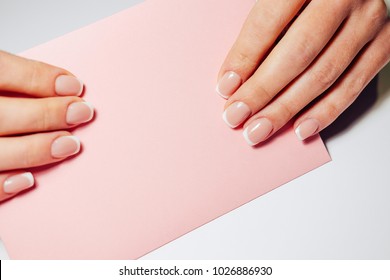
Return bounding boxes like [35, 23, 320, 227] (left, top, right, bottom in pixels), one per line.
[66, 102, 94, 125]
[222, 101, 251, 128]
[295, 119, 320, 141]
[243, 118, 273, 146]
[216, 71, 241, 99]
[51, 136, 81, 158]
[3, 172, 35, 194]
[55, 75, 84, 96]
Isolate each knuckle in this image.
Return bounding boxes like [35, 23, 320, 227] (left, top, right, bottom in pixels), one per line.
[345, 74, 366, 101]
[293, 38, 317, 69]
[252, 83, 273, 103]
[37, 98, 71, 131]
[330, 0, 351, 13]
[27, 60, 42, 94]
[324, 101, 340, 121]
[0, 51, 11, 88]
[310, 62, 341, 90]
[234, 50, 258, 70]
[254, 5, 283, 30]
[22, 138, 41, 168]
[274, 99, 295, 121]
[39, 101, 53, 131]
[0, 104, 5, 132]
[365, 0, 388, 25]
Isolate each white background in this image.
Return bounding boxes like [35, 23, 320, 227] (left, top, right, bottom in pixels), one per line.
[0, 0, 389, 259]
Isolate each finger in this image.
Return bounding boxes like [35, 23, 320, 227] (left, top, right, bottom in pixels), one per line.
[0, 96, 94, 136]
[238, 1, 388, 145]
[224, 0, 351, 123]
[0, 172, 35, 203]
[216, 0, 306, 98]
[294, 20, 390, 141]
[0, 131, 82, 171]
[0, 51, 83, 97]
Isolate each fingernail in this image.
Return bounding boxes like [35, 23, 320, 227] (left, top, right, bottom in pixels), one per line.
[51, 136, 81, 158]
[295, 119, 320, 141]
[222, 101, 251, 128]
[216, 71, 241, 99]
[66, 102, 94, 125]
[243, 118, 273, 146]
[3, 172, 34, 194]
[55, 75, 84, 96]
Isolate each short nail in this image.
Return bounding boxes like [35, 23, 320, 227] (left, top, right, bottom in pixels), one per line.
[243, 118, 273, 146]
[55, 75, 84, 96]
[216, 71, 241, 99]
[51, 136, 81, 158]
[223, 101, 251, 128]
[66, 102, 94, 125]
[3, 172, 34, 194]
[295, 119, 320, 141]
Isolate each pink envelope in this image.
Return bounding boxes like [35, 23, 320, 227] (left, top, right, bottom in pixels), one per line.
[0, 0, 330, 259]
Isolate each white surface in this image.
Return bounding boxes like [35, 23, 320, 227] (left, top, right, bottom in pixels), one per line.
[0, 239, 10, 260]
[143, 68, 390, 259]
[0, 0, 389, 259]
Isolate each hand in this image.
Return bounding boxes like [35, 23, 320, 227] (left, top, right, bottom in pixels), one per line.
[0, 51, 94, 202]
[217, 0, 390, 145]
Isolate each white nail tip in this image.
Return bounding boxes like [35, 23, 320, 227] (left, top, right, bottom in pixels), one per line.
[222, 110, 237, 128]
[22, 172, 35, 187]
[64, 136, 81, 155]
[295, 126, 304, 141]
[243, 127, 256, 146]
[82, 102, 95, 121]
[3, 172, 35, 194]
[215, 85, 229, 99]
[76, 77, 84, 96]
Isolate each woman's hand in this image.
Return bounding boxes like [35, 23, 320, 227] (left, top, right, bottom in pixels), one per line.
[0, 51, 94, 202]
[217, 0, 390, 145]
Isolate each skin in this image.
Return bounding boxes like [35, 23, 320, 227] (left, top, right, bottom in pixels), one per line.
[219, 0, 390, 143]
[0, 51, 91, 202]
[1, 0, 389, 201]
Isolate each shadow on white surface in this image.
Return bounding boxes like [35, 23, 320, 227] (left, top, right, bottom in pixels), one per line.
[0, 239, 10, 260]
[322, 64, 390, 144]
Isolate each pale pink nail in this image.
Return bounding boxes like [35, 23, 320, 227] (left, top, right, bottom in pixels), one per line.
[51, 136, 81, 158]
[295, 119, 320, 141]
[243, 118, 273, 146]
[222, 101, 251, 128]
[55, 75, 84, 96]
[3, 172, 35, 194]
[216, 71, 241, 99]
[66, 102, 94, 125]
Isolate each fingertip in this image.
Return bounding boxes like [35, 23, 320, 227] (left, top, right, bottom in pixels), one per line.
[242, 118, 273, 146]
[51, 135, 81, 159]
[55, 75, 84, 96]
[216, 71, 242, 99]
[222, 101, 251, 128]
[3, 172, 35, 195]
[294, 118, 320, 141]
[243, 127, 257, 146]
[66, 101, 95, 125]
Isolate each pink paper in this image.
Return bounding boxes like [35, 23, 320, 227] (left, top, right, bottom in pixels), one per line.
[0, 0, 330, 259]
